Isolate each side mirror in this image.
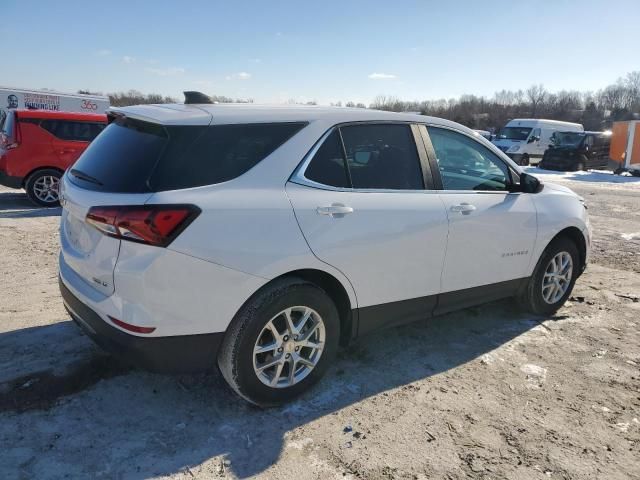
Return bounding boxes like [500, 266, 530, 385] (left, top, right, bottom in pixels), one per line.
[519, 172, 542, 193]
[527, 135, 539, 144]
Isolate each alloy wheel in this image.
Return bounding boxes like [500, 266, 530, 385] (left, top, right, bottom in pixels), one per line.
[542, 251, 573, 304]
[32, 175, 60, 204]
[253, 306, 326, 388]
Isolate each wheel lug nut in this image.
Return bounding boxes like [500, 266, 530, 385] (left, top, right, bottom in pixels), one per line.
[295, 346, 299, 352]
[278, 347, 283, 353]
[294, 335, 298, 340]
[285, 353, 290, 359]
[283, 335, 289, 341]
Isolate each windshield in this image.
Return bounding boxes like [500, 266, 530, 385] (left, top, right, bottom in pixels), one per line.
[497, 127, 531, 141]
[551, 132, 585, 147]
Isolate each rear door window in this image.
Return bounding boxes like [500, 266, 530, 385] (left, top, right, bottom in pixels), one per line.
[41, 120, 105, 142]
[340, 124, 424, 190]
[304, 130, 350, 188]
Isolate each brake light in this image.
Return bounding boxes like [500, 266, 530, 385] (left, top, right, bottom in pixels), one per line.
[86, 205, 200, 247]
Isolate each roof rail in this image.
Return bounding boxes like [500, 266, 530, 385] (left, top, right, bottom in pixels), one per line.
[183, 91, 213, 104]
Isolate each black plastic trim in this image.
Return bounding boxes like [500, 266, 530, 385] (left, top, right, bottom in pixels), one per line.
[354, 278, 527, 338]
[0, 170, 23, 189]
[60, 277, 224, 373]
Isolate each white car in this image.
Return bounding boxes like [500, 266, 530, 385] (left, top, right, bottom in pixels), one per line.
[58, 102, 591, 406]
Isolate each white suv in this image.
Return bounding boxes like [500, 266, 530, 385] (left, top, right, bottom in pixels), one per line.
[58, 101, 591, 406]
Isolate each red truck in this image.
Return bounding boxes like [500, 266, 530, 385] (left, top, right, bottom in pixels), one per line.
[0, 109, 107, 206]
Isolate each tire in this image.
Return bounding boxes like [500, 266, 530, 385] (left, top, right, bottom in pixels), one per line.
[25, 168, 62, 207]
[518, 236, 580, 316]
[218, 277, 340, 407]
[631, 170, 640, 178]
[520, 154, 530, 166]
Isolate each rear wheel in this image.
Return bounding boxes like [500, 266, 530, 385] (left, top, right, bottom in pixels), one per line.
[518, 236, 579, 315]
[218, 278, 340, 407]
[25, 168, 62, 207]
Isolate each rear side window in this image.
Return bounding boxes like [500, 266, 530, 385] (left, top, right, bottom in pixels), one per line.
[1, 111, 16, 142]
[41, 120, 105, 142]
[68, 119, 305, 193]
[150, 122, 305, 191]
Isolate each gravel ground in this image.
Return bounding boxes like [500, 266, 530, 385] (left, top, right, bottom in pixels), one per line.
[1, 171, 639, 479]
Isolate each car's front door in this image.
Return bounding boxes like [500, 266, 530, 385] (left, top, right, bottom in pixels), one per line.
[287, 123, 449, 334]
[422, 125, 538, 311]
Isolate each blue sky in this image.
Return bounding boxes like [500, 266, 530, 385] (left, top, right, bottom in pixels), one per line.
[2, 0, 639, 104]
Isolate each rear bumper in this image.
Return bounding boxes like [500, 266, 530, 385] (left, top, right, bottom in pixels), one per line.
[60, 276, 224, 373]
[0, 170, 22, 188]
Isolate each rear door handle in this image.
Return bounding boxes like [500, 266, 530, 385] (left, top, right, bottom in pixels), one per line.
[450, 203, 476, 215]
[317, 204, 354, 217]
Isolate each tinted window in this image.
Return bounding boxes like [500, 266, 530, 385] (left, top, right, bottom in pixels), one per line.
[340, 124, 423, 190]
[304, 130, 349, 188]
[69, 119, 305, 193]
[69, 117, 168, 192]
[427, 127, 510, 191]
[1, 111, 15, 142]
[41, 120, 105, 142]
[151, 122, 305, 191]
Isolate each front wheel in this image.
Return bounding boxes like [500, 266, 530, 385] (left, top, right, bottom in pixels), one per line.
[518, 237, 579, 315]
[25, 168, 62, 207]
[218, 278, 340, 407]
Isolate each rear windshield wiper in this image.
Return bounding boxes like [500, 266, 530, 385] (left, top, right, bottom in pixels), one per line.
[70, 169, 104, 186]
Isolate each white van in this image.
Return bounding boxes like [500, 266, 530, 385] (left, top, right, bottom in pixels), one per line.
[492, 119, 584, 166]
[0, 87, 109, 119]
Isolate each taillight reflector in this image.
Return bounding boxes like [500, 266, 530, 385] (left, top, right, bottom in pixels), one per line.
[86, 204, 200, 247]
[108, 316, 156, 334]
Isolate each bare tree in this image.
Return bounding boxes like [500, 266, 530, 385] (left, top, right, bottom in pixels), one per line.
[526, 84, 547, 117]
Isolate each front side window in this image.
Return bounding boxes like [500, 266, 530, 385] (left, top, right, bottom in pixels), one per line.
[303, 123, 424, 190]
[427, 127, 510, 191]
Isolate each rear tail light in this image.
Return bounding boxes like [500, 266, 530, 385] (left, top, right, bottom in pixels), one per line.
[86, 204, 200, 247]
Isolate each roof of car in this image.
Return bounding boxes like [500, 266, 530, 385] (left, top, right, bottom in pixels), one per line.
[12, 109, 107, 121]
[107, 103, 468, 131]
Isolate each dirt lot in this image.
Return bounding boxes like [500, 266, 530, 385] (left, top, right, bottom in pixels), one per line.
[1, 170, 639, 480]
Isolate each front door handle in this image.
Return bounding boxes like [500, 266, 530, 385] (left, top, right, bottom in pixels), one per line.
[450, 203, 476, 215]
[317, 204, 354, 217]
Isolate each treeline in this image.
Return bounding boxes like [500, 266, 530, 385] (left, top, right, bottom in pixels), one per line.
[79, 71, 640, 131]
[366, 71, 640, 131]
[77, 90, 252, 107]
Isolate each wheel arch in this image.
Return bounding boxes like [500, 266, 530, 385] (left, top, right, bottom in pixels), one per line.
[264, 269, 356, 346]
[547, 226, 587, 274]
[22, 166, 64, 187]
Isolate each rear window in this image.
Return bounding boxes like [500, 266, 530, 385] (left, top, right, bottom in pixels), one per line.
[0, 111, 16, 143]
[68, 118, 306, 193]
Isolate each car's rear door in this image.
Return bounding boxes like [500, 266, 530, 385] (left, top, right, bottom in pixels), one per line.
[421, 125, 537, 311]
[41, 120, 105, 168]
[287, 123, 449, 334]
